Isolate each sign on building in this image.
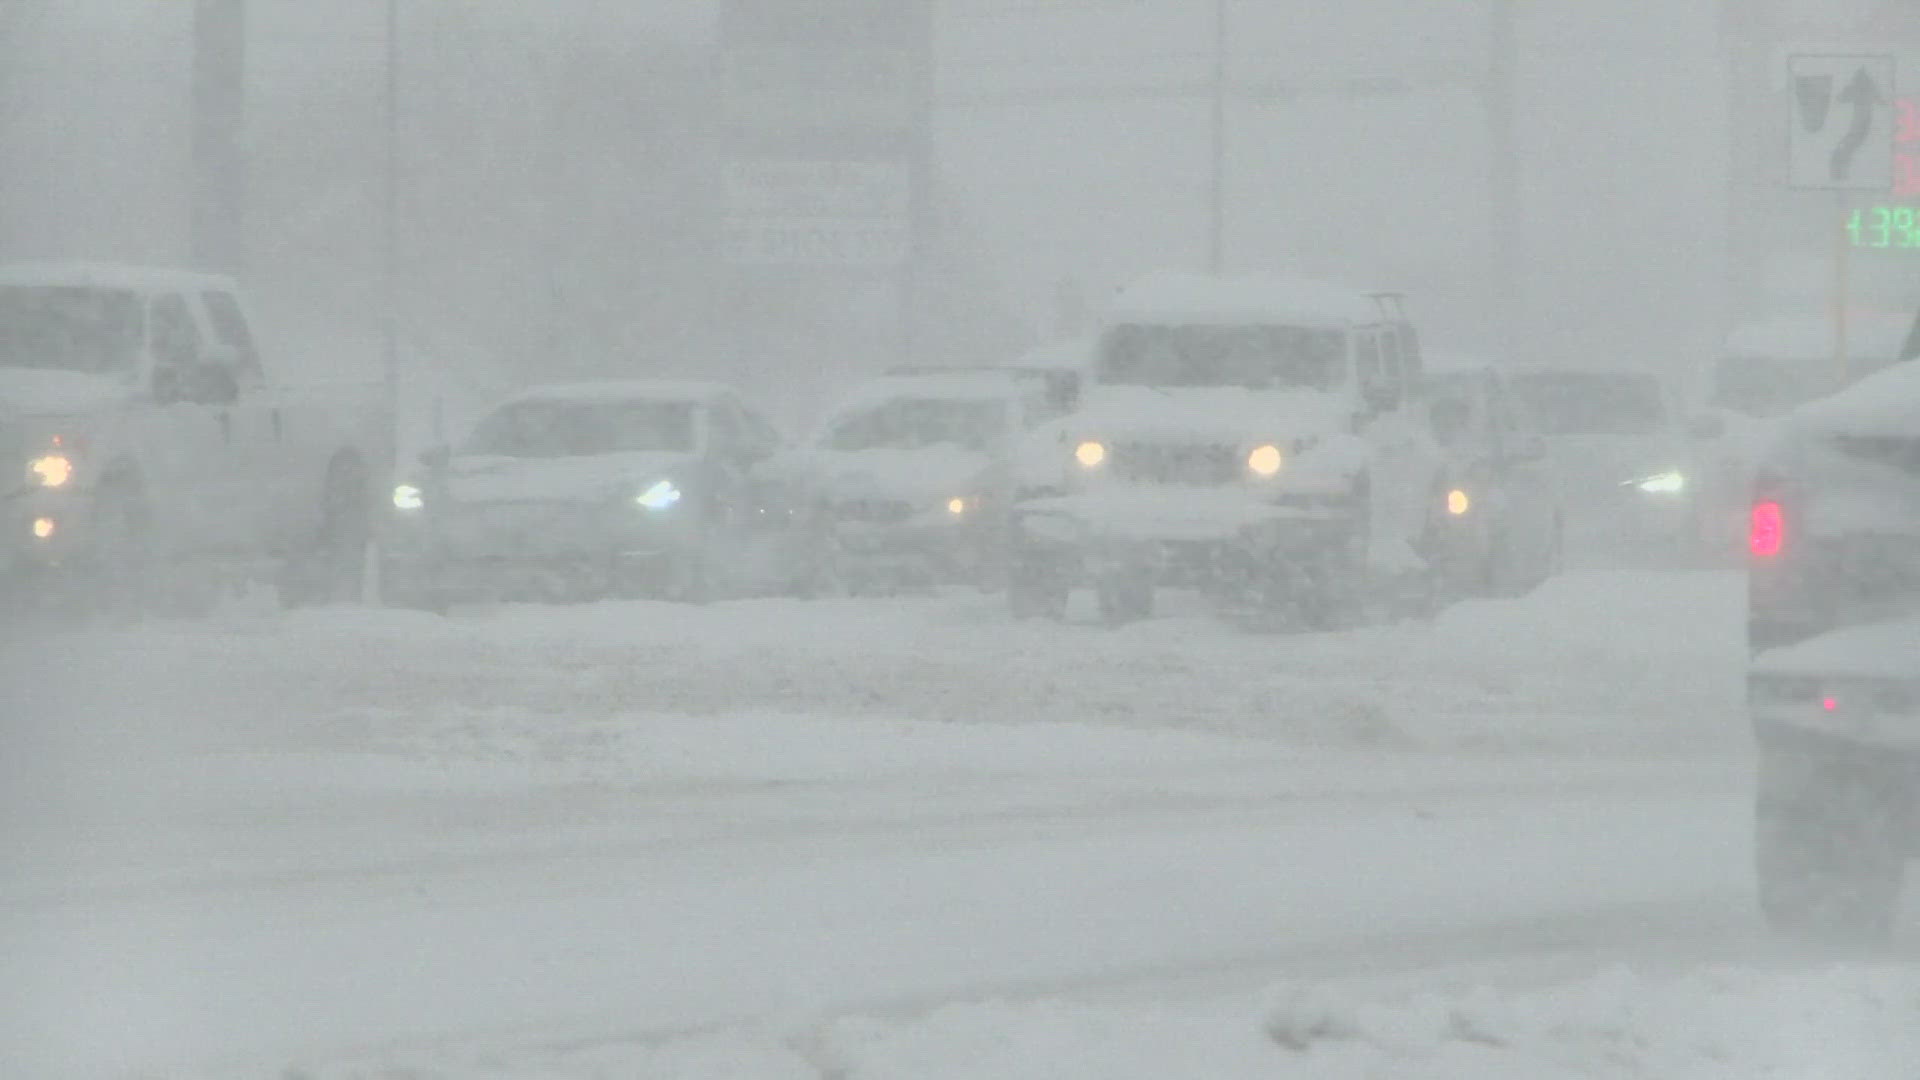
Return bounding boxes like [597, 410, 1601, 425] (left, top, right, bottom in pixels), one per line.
[717, 0, 930, 269]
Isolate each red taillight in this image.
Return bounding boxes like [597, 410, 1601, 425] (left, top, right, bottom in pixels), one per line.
[1750, 500, 1784, 558]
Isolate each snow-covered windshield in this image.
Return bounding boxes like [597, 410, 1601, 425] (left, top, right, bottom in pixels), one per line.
[1510, 371, 1667, 436]
[823, 397, 1007, 452]
[0, 286, 143, 374]
[1098, 324, 1348, 390]
[464, 398, 697, 457]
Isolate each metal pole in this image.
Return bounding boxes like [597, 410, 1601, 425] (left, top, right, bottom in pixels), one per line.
[383, 0, 399, 449]
[1834, 189, 1851, 388]
[1207, 0, 1228, 274]
[191, 0, 246, 272]
[1486, 0, 1519, 359]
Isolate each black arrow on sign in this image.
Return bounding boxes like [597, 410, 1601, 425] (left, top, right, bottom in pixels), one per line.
[1831, 67, 1885, 181]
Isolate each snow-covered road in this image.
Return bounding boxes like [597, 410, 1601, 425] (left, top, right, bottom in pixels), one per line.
[3, 572, 1914, 1077]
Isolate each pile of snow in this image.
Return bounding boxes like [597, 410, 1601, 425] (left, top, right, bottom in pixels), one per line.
[19, 569, 1746, 774]
[272, 964, 1920, 1079]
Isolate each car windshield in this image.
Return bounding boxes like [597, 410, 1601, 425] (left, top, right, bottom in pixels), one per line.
[1510, 371, 1667, 436]
[463, 398, 697, 456]
[1098, 324, 1348, 390]
[0, 286, 144, 374]
[824, 396, 1007, 452]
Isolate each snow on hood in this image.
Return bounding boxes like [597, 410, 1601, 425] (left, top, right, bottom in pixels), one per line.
[1752, 615, 1920, 679]
[804, 445, 993, 502]
[0, 369, 132, 417]
[1067, 386, 1350, 444]
[441, 451, 695, 504]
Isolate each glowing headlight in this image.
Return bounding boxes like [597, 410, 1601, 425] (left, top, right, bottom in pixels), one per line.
[392, 484, 425, 511]
[1247, 444, 1283, 478]
[1075, 440, 1107, 469]
[947, 496, 968, 516]
[1446, 488, 1471, 516]
[28, 454, 73, 488]
[637, 479, 683, 510]
[31, 517, 55, 540]
[1631, 471, 1686, 495]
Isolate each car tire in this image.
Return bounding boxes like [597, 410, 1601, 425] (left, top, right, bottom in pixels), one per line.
[283, 455, 372, 608]
[1755, 797, 1904, 945]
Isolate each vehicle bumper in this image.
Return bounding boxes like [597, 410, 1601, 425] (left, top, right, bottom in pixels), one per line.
[1, 487, 93, 576]
[381, 509, 698, 601]
[830, 513, 999, 581]
[1011, 490, 1352, 589]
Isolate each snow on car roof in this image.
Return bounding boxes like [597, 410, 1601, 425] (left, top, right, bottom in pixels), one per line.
[502, 379, 734, 407]
[1786, 357, 1920, 438]
[0, 261, 240, 294]
[1724, 315, 1912, 362]
[1106, 272, 1387, 328]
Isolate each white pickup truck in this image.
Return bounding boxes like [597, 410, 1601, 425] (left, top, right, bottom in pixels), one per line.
[0, 263, 392, 612]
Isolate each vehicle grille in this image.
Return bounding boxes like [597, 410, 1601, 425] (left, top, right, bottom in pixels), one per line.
[1108, 442, 1241, 485]
[1833, 435, 1920, 477]
[832, 497, 915, 524]
[441, 500, 618, 557]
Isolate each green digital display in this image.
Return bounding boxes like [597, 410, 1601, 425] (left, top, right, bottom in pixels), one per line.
[1847, 205, 1920, 250]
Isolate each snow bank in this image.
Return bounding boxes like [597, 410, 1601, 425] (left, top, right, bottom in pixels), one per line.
[283, 964, 1920, 1079]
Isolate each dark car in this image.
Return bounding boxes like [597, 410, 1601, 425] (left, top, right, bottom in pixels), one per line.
[382, 380, 802, 607]
[1418, 357, 1563, 599]
[1746, 319, 1920, 941]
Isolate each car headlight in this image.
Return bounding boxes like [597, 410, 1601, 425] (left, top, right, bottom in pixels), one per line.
[1446, 488, 1471, 516]
[1629, 471, 1686, 495]
[27, 454, 73, 488]
[1075, 440, 1107, 469]
[392, 483, 425, 511]
[947, 496, 969, 516]
[636, 479, 683, 510]
[1247, 444, 1283, 478]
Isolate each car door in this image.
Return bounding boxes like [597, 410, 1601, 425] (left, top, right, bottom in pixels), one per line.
[143, 291, 254, 557]
[198, 287, 313, 552]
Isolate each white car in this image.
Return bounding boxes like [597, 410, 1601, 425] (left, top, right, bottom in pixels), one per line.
[1746, 329, 1920, 942]
[0, 263, 390, 614]
[382, 380, 802, 606]
[797, 366, 1076, 593]
[1006, 273, 1444, 626]
[1504, 365, 1698, 565]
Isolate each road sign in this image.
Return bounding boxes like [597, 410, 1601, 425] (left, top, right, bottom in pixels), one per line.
[1789, 54, 1897, 189]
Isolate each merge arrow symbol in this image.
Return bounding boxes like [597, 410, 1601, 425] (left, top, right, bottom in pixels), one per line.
[1831, 67, 1885, 181]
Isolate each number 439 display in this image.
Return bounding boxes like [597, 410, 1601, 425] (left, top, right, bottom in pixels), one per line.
[1848, 205, 1920, 249]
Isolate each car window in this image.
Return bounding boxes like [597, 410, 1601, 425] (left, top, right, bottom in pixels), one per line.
[149, 294, 202, 368]
[202, 291, 263, 383]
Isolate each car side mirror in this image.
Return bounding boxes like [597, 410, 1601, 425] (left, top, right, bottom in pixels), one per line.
[1688, 413, 1727, 441]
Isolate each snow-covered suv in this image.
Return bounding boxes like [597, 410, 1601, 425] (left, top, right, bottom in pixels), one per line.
[1747, 332, 1920, 941]
[0, 263, 390, 614]
[1005, 274, 1444, 625]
